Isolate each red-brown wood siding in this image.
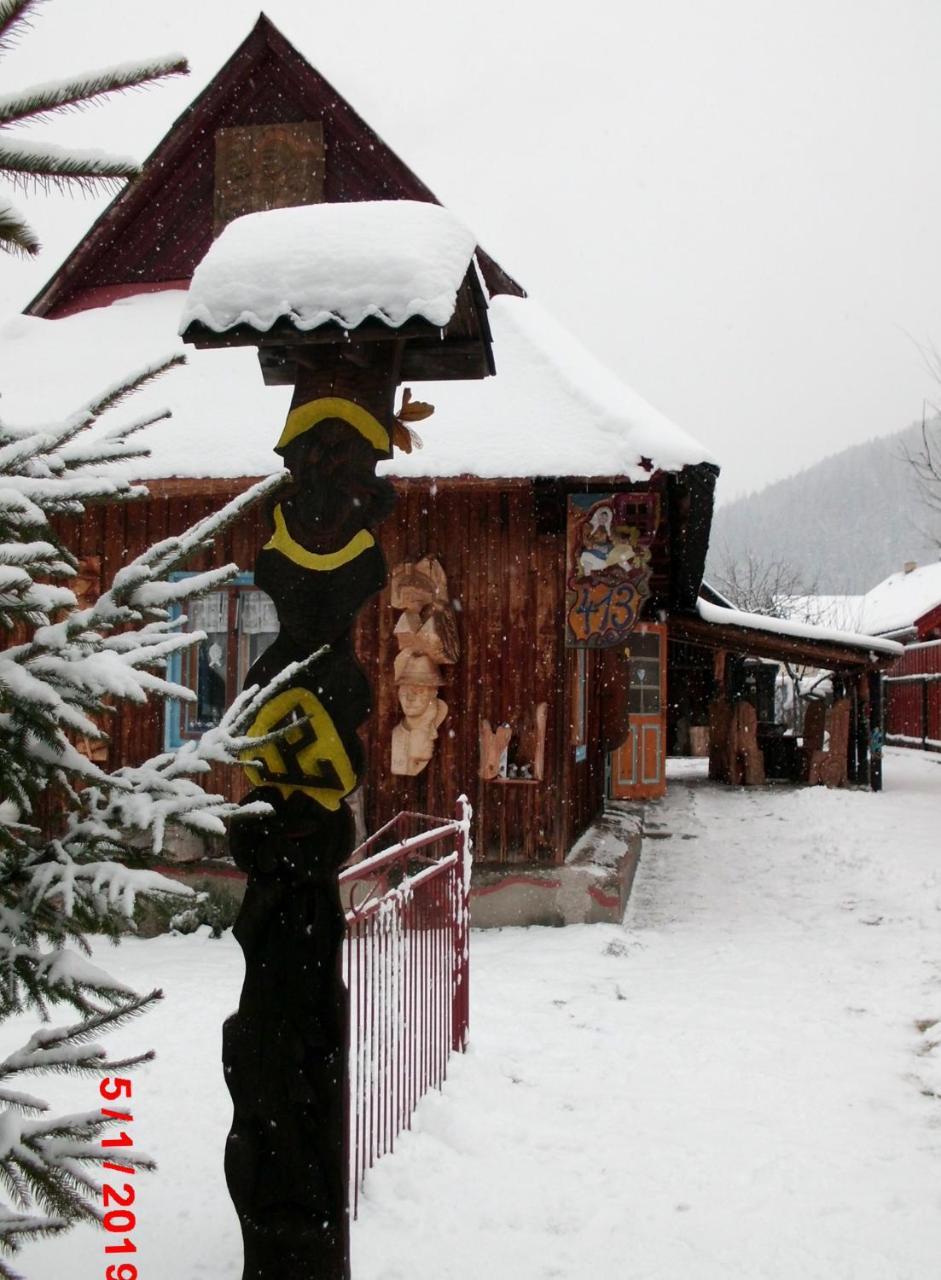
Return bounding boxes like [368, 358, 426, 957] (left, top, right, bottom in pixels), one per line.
[884, 641, 941, 748]
[49, 475, 670, 862]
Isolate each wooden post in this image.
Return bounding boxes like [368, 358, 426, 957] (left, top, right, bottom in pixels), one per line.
[868, 670, 883, 792]
[922, 678, 930, 751]
[223, 351, 398, 1279]
[846, 681, 858, 784]
[854, 673, 870, 789]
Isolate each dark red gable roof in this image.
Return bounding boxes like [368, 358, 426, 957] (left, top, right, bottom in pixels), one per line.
[915, 600, 941, 639]
[27, 13, 524, 319]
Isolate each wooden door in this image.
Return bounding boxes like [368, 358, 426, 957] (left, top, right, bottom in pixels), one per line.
[609, 623, 667, 800]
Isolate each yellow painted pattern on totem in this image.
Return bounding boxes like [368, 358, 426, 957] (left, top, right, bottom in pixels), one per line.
[239, 686, 357, 810]
[263, 504, 375, 571]
[276, 396, 390, 453]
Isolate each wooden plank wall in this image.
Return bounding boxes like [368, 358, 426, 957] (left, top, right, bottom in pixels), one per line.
[884, 641, 941, 747]
[357, 479, 584, 864]
[52, 475, 670, 863]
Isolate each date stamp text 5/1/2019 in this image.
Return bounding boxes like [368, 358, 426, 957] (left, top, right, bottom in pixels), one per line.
[100, 1075, 140, 1280]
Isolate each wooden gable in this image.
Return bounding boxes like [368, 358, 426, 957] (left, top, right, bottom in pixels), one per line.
[213, 122, 326, 234]
[915, 600, 941, 639]
[27, 14, 524, 320]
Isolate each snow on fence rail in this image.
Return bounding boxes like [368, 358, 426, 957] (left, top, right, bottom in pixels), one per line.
[340, 797, 472, 1216]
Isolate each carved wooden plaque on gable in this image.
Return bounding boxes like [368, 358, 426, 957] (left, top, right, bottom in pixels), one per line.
[214, 122, 326, 235]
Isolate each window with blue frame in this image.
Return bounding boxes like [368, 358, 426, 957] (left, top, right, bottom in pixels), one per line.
[165, 573, 279, 749]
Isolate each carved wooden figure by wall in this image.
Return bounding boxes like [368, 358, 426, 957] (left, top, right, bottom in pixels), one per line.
[389, 556, 459, 776]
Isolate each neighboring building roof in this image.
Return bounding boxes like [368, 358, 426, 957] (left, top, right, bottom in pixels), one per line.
[791, 565, 941, 639]
[0, 290, 714, 483]
[698, 580, 738, 610]
[180, 201, 478, 335]
[858, 562, 941, 638]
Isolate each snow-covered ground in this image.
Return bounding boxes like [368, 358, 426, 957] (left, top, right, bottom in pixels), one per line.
[16, 748, 941, 1279]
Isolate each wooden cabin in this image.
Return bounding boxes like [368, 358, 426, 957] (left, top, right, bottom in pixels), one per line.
[5, 15, 908, 908]
[3, 15, 911, 911]
[7, 15, 718, 881]
[6, 16, 907, 901]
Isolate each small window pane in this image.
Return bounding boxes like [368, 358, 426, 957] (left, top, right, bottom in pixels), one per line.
[189, 592, 228, 633]
[628, 633, 661, 715]
[177, 584, 278, 740]
[191, 630, 228, 731]
[240, 591, 278, 635]
[237, 588, 278, 686]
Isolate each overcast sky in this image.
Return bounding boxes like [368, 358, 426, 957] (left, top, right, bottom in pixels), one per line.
[1, 0, 939, 501]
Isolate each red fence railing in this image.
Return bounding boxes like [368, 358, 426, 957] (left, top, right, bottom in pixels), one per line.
[339, 796, 472, 1216]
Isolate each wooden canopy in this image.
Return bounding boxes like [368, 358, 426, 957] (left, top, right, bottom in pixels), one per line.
[181, 262, 495, 386]
[669, 609, 900, 672]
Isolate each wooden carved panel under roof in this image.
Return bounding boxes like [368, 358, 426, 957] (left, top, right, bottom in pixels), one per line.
[214, 122, 326, 235]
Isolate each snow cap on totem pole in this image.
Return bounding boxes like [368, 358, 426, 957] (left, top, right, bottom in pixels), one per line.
[179, 200, 478, 337]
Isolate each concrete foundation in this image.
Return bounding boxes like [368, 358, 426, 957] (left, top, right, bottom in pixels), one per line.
[469, 803, 644, 928]
[151, 802, 646, 931]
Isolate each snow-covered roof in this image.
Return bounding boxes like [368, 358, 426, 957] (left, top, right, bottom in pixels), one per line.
[0, 289, 713, 483]
[790, 566, 941, 637]
[696, 598, 903, 658]
[779, 595, 866, 632]
[858, 562, 941, 636]
[180, 201, 477, 335]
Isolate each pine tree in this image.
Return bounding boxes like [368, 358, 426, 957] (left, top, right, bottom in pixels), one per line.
[0, 9, 284, 1271]
[0, 358, 290, 1278]
[0, 0, 187, 255]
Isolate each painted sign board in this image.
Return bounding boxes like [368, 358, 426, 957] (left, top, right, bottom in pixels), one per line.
[565, 493, 657, 648]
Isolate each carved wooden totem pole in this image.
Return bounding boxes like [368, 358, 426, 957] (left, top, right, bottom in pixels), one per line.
[182, 189, 493, 1280]
[224, 363, 397, 1278]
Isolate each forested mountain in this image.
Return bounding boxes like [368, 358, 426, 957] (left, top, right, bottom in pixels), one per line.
[707, 421, 941, 594]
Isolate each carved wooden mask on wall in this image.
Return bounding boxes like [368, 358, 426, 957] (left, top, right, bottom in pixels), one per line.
[389, 557, 459, 776]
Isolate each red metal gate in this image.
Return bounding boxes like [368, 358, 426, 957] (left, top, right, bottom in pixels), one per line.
[340, 797, 472, 1215]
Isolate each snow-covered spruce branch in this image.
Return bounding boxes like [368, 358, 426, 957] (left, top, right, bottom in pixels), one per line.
[0, 0, 189, 257]
[0, 197, 35, 257]
[0, 994, 162, 1082]
[0, 8, 209, 1264]
[0, 2, 48, 58]
[58, 644, 331, 869]
[0, 56, 189, 132]
[0, 992, 161, 1279]
[0, 353, 298, 1262]
[0, 353, 185, 486]
[1, 461, 288, 848]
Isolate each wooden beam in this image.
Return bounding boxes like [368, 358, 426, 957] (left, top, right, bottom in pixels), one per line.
[184, 314, 450, 350]
[142, 475, 267, 499]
